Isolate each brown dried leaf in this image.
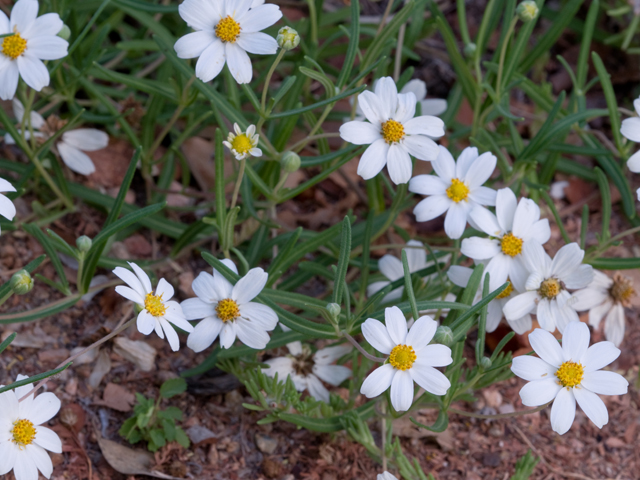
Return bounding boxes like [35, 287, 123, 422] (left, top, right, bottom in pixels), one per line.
[97, 437, 184, 479]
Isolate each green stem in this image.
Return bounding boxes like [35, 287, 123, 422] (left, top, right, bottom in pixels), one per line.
[0, 290, 13, 308]
[448, 402, 550, 420]
[229, 158, 246, 211]
[260, 48, 286, 114]
[496, 17, 518, 97]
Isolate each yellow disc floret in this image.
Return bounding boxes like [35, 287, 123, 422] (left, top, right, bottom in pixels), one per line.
[446, 178, 470, 203]
[231, 134, 253, 155]
[555, 361, 584, 388]
[2, 32, 27, 60]
[496, 280, 514, 299]
[610, 274, 635, 305]
[500, 232, 523, 257]
[215, 16, 241, 43]
[381, 119, 405, 144]
[144, 293, 166, 317]
[11, 419, 36, 448]
[539, 278, 561, 299]
[216, 298, 240, 322]
[389, 344, 417, 371]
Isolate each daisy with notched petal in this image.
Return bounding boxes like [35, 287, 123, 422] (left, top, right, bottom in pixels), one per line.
[503, 242, 593, 333]
[0, 374, 63, 480]
[223, 123, 262, 160]
[409, 146, 497, 239]
[263, 342, 352, 402]
[174, 0, 282, 84]
[461, 188, 551, 293]
[360, 306, 452, 412]
[511, 322, 628, 435]
[0, 0, 68, 100]
[339, 76, 445, 185]
[182, 259, 278, 351]
[113, 263, 194, 352]
[0, 177, 17, 234]
[572, 271, 636, 347]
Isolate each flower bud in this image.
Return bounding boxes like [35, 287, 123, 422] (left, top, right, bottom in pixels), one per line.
[516, 1, 539, 22]
[434, 326, 453, 346]
[326, 303, 341, 319]
[10, 270, 33, 295]
[277, 27, 300, 50]
[281, 151, 301, 173]
[480, 357, 492, 369]
[58, 24, 71, 41]
[463, 43, 477, 58]
[76, 235, 92, 252]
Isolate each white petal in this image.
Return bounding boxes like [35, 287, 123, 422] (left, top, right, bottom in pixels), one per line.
[13, 450, 39, 480]
[0, 192, 16, 221]
[402, 134, 439, 161]
[378, 255, 403, 281]
[232, 267, 268, 304]
[511, 198, 540, 240]
[374, 77, 398, 120]
[195, 40, 226, 82]
[235, 319, 270, 349]
[187, 317, 223, 352]
[225, 42, 252, 84]
[306, 375, 330, 403]
[528, 219, 551, 244]
[461, 237, 501, 261]
[431, 145, 455, 182]
[627, 149, 640, 173]
[604, 303, 625, 347]
[390, 370, 414, 411]
[522, 242, 551, 277]
[179, 0, 222, 31]
[392, 92, 416, 124]
[408, 174, 447, 196]
[469, 205, 502, 236]
[28, 393, 60, 426]
[550, 243, 584, 278]
[237, 4, 282, 32]
[553, 302, 580, 333]
[529, 328, 564, 367]
[136, 310, 156, 335]
[155, 278, 174, 302]
[362, 318, 395, 355]
[503, 291, 537, 321]
[495, 188, 517, 232]
[581, 341, 620, 372]
[563, 264, 593, 290]
[24, 35, 67, 60]
[588, 300, 612, 328]
[159, 317, 180, 351]
[519, 378, 561, 406]
[403, 115, 445, 138]
[10, 0, 38, 32]
[313, 344, 352, 365]
[384, 306, 408, 345]
[219, 322, 237, 348]
[236, 31, 278, 54]
[443, 202, 470, 240]
[468, 187, 497, 206]
[190, 272, 219, 304]
[571, 288, 608, 312]
[511, 355, 556, 381]
[367, 280, 389, 298]
[62, 129, 108, 151]
[357, 91, 384, 125]
[239, 302, 278, 330]
[25, 444, 53, 478]
[386, 144, 412, 184]
[112, 266, 146, 298]
[0, 177, 17, 193]
[415, 343, 452, 367]
[360, 364, 395, 398]
[404, 240, 426, 272]
[409, 364, 450, 396]
[57, 142, 96, 175]
[620, 117, 640, 142]
[401, 79, 426, 100]
[454, 147, 478, 178]
[312, 364, 351, 386]
[582, 370, 628, 396]
[413, 195, 451, 222]
[339, 121, 382, 145]
[573, 387, 608, 429]
[635, 97, 640, 116]
[463, 152, 496, 188]
[357, 140, 389, 180]
[550, 387, 576, 435]
[420, 98, 447, 116]
[507, 314, 532, 335]
[17, 55, 49, 91]
[21, 13, 63, 38]
[0, 61, 19, 100]
[0, 9, 7, 32]
[405, 315, 437, 350]
[129, 262, 153, 293]
[536, 298, 556, 332]
[0, 441, 17, 475]
[561, 321, 590, 362]
[447, 265, 473, 288]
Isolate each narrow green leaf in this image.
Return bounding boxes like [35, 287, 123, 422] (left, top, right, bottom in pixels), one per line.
[333, 217, 352, 304]
[0, 363, 71, 394]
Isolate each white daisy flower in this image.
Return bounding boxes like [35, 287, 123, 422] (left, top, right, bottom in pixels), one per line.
[0, 374, 62, 480]
[263, 342, 352, 402]
[223, 123, 262, 160]
[503, 242, 593, 333]
[113, 262, 194, 352]
[367, 240, 448, 303]
[339, 76, 445, 185]
[572, 271, 635, 347]
[182, 258, 278, 351]
[448, 265, 532, 334]
[0, 0, 68, 100]
[360, 306, 452, 412]
[620, 96, 640, 200]
[0, 177, 17, 234]
[377, 473, 398, 480]
[409, 146, 497, 239]
[351, 78, 447, 122]
[5, 99, 109, 175]
[461, 188, 551, 293]
[174, 0, 282, 84]
[511, 322, 628, 435]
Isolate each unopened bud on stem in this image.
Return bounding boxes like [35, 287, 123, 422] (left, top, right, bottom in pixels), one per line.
[10, 270, 33, 295]
[277, 27, 300, 50]
[281, 151, 301, 173]
[516, 1, 538, 22]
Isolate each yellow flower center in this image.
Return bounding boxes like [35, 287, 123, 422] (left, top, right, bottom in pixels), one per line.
[231, 133, 253, 154]
[555, 361, 584, 388]
[539, 278, 561, 299]
[496, 280, 514, 299]
[215, 16, 241, 43]
[446, 178, 470, 203]
[11, 419, 36, 448]
[381, 119, 405, 144]
[610, 275, 635, 304]
[500, 232, 523, 257]
[388, 344, 416, 371]
[216, 298, 240, 322]
[144, 293, 166, 317]
[2, 31, 27, 60]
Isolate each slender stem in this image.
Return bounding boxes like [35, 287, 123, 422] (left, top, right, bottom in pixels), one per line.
[448, 402, 550, 420]
[393, 23, 406, 82]
[229, 158, 246, 211]
[380, 402, 387, 471]
[0, 290, 13, 308]
[19, 317, 136, 402]
[377, 0, 395, 36]
[288, 132, 341, 152]
[343, 332, 387, 362]
[495, 17, 518, 96]
[261, 49, 286, 113]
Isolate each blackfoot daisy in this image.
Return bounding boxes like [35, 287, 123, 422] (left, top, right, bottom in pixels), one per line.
[182, 259, 278, 351]
[263, 342, 352, 402]
[511, 322, 628, 435]
[0, 374, 62, 480]
[223, 123, 261, 160]
[409, 146, 497, 239]
[360, 306, 452, 412]
[339, 76, 445, 185]
[461, 188, 550, 292]
[0, 0, 68, 100]
[573, 271, 635, 347]
[113, 262, 194, 352]
[503, 242, 593, 333]
[5, 99, 109, 175]
[0, 177, 16, 234]
[174, 0, 282, 84]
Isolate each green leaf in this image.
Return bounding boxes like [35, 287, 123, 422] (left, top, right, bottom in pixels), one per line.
[333, 217, 352, 304]
[592, 52, 623, 151]
[0, 363, 71, 394]
[336, 0, 360, 89]
[410, 410, 449, 433]
[175, 427, 191, 448]
[161, 418, 177, 442]
[160, 378, 188, 399]
[90, 64, 175, 101]
[23, 224, 70, 293]
[268, 85, 366, 119]
[149, 429, 166, 449]
[0, 333, 16, 355]
[588, 257, 640, 269]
